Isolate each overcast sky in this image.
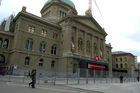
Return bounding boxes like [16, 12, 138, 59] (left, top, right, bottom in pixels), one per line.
[0, 0, 140, 62]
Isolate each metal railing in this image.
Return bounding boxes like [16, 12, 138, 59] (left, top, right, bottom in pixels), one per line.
[0, 68, 139, 85]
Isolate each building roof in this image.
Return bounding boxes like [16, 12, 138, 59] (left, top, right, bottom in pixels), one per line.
[112, 51, 129, 54]
[112, 51, 135, 56]
[44, 0, 75, 9]
[14, 11, 61, 29]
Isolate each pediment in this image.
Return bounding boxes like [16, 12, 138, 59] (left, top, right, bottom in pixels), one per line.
[72, 16, 107, 35]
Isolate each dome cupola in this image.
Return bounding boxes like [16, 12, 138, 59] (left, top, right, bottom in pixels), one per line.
[40, 0, 77, 23]
[45, 0, 75, 9]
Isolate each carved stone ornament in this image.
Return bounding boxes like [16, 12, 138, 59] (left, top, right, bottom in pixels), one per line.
[68, 9, 73, 15]
[85, 9, 92, 16]
[22, 6, 27, 12]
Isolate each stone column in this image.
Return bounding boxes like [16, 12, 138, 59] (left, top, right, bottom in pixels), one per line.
[92, 36, 95, 57]
[97, 37, 100, 57]
[103, 39, 106, 60]
[83, 32, 86, 55]
[63, 22, 72, 56]
[75, 28, 78, 53]
[91, 35, 94, 57]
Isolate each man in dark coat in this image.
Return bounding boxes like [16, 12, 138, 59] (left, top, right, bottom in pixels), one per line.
[29, 69, 37, 88]
[137, 76, 139, 82]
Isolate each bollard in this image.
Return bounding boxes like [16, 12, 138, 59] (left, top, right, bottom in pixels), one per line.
[86, 69, 88, 84]
[8, 75, 11, 82]
[77, 69, 80, 85]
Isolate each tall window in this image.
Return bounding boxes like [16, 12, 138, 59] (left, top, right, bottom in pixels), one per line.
[41, 29, 47, 37]
[3, 39, 9, 49]
[51, 60, 55, 68]
[0, 55, 5, 63]
[125, 63, 128, 68]
[51, 45, 57, 55]
[120, 64, 123, 68]
[25, 57, 30, 65]
[78, 38, 83, 51]
[53, 33, 58, 40]
[28, 26, 35, 33]
[59, 10, 67, 17]
[39, 42, 46, 53]
[116, 64, 118, 68]
[39, 59, 44, 67]
[25, 39, 33, 50]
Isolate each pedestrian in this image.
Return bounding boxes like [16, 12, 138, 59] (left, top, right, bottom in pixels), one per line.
[137, 76, 139, 82]
[29, 69, 37, 88]
[120, 75, 123, 83]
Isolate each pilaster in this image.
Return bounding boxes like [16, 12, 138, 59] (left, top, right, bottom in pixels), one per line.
[75, 28, 78, 53]
[83, 32, 86, 55]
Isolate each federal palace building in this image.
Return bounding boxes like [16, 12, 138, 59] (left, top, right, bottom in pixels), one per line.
[0, 0, 112, 76]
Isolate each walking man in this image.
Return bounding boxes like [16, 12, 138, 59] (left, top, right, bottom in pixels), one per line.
[137, 76, 139, 82]
[29, 69, 37, 88]
[120, 75, 123, 83]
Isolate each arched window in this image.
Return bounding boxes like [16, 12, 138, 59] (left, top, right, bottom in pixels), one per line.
[25, 57, 30, 65]
[51, 45, 57, 55]
[25, 39, 33, 50]
[86, 40, 91, 53]
[51, 60, 55, 68]
[39, 42, 46, 53]
[125, 57, 127, 61]
[25, 40, 29, 49]
[39, 59, 44, 67]
[29, 40, 33, 50]
[78, 38, 83, 51]
[116, 64, 118, 68]
[125, 63, 128, 68]
[3, 39, 9, 49]
[0, 55, 5, 63]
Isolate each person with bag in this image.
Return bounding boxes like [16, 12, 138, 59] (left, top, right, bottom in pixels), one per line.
[29, 69, 37, 88]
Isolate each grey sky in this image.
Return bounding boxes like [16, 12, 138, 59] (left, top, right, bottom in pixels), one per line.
[0, 0, 140, 62]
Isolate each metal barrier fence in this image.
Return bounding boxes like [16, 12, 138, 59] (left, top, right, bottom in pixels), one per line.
[0, 68, 139, 85]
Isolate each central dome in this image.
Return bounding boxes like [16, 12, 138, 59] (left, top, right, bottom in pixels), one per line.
[45, 0, 75, 9]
